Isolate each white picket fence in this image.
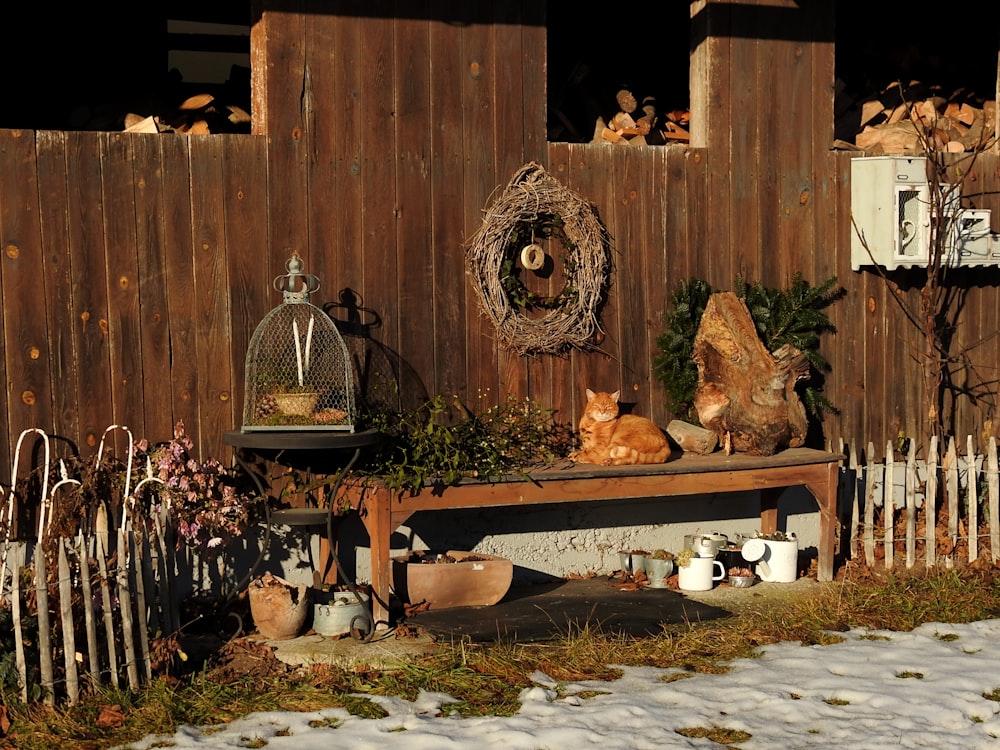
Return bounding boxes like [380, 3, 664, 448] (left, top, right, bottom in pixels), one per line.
[839, 436, 1000, 569]
[0, 426, 216, 706]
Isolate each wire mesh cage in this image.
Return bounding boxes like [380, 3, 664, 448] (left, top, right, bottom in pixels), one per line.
[241, 255, 356, 432]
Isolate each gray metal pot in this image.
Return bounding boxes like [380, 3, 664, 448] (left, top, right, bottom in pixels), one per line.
[684, 532, 729, 558]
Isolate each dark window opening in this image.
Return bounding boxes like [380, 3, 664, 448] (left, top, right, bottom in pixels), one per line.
[546, 0, 691, 144]
[834, 3, 998, 149]
[0, 3, 250, 133]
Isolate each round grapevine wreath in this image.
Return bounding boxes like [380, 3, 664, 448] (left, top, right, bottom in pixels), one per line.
[466, 162, 612, 355]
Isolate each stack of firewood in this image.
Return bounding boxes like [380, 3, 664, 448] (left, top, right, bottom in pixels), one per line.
[123, 93, 251, 135]
[839, 80, 996, 155]
[592, 89, 691, 146]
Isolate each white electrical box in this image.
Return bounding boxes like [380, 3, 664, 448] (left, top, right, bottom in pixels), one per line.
[850, 156, 1000, 271]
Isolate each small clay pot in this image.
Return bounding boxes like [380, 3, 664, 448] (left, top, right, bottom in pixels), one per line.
[248, 572, 310, 640]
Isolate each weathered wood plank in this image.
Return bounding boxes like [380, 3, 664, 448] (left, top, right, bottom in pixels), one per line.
[611, 150, 653, 416]
[645, 148, 671, 420]
[394, 10, 436, 398]
[222, 135, 269, 431]
[158, 137, 200, 444]
[360, 1, 401, 397]
[0, 129, 49, 466]
[130, 136, 174, 443]
[253, 2, 309, 265]
[65, 131, 114, 453]
[863, 441, 876, 564]
[429, 3, 468, 405]
[462, 1, 501, 400]
[495, 4, 530, 401]
[990, 438, 1000, 562]
[101, 133, 145, 446]
[34, 131, 79, 459]
[188, 137, 234, 456]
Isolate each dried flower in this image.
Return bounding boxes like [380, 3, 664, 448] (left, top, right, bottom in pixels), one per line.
[134, 422, 257, 557]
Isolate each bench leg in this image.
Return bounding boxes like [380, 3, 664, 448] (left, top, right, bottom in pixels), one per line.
[806, 462, 840, 583]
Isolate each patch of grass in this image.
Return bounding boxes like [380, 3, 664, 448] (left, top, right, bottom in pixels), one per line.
[676, 725, 752, 744]
[2, 565, 999, 748]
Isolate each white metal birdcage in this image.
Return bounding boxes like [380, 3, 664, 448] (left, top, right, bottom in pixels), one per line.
[241, 255, 356, 432]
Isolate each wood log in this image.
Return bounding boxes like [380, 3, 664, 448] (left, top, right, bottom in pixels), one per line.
[692, 292, 808, 456]
[666, 419, 718, 454]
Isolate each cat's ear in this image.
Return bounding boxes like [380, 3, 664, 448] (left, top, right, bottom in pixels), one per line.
[586, 388, 595, 400]
[611, 390, 620, 402]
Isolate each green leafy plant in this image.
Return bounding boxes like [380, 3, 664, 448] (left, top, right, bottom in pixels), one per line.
[358, 392, 576, 492]
[652, 277, 713, 420]
[653, 273, 843, 422]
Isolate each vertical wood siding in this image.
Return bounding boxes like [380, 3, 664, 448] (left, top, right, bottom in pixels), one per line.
[0, 5, 998, 483]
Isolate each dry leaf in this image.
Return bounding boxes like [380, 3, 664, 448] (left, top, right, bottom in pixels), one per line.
[96, 704, 125, 729]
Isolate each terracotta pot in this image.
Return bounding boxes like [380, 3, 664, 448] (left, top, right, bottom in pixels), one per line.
[248, 573, 310, 640]
[392, 550, 513, 609]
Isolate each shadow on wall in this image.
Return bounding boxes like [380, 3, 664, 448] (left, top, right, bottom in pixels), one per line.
[325, 288, 430, 416]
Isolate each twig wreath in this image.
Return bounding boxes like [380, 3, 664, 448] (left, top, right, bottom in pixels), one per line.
[467, 162, 612, 355]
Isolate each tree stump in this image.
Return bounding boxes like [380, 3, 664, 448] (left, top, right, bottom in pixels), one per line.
[692, 292, 809, 456]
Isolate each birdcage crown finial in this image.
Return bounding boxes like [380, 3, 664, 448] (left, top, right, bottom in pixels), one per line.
[274, 253, 320, 304]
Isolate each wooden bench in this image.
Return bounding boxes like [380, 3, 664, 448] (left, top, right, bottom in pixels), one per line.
[342, 447, 844, 627]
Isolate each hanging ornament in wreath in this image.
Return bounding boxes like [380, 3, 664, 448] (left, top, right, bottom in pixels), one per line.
[466, 162, 613, 355]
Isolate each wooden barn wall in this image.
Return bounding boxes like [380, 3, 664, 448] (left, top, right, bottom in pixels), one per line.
[0, 2, 999, 487]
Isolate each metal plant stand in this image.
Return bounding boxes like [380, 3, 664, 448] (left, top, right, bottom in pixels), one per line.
[224, 428, 381, 640]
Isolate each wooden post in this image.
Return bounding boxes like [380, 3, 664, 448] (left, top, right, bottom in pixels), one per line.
[946, 437, 959, 569]
[96, 538, 120, 689]
[35, 543, 54, 705]
[925, 436, 938, 568]
[864, 442, 876, 565]
[78, 533, 102, 687]
[11, 544, 27, 702]
[989, 438, 999, 563]
[884, 442, 895, 570]
[905, 441, 917, 569]
[58, 540, 79, 704]
[967, 436, 979, 562]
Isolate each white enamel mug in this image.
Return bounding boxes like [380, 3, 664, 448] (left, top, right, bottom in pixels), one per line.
[677, 556, 725, 591]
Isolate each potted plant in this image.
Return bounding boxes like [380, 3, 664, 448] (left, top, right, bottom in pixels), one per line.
[644, 549, 675, 588]
[727, 566, 757, 588]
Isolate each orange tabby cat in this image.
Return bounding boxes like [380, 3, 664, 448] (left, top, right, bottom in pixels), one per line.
[570, 389, 671, 465]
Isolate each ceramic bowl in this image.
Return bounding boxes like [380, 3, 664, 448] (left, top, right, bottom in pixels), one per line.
[728, 574, 756, 588]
